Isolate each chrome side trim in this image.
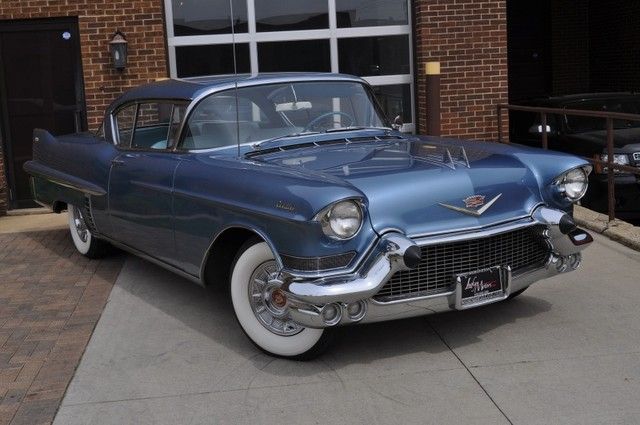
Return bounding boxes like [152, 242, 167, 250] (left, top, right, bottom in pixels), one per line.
[24, 161, 106, 196]
[198, 224, 284, 284]
[101, 235, 202, 286]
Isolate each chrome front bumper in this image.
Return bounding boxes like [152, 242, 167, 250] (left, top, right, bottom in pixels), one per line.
[280, 206, 593, 329]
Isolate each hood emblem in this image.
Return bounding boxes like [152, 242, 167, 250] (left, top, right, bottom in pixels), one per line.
[439, 193, 502, 217]
[464, 195, 486, 208]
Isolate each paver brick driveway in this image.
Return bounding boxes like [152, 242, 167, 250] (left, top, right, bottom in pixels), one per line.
[0, 229, 123, 425]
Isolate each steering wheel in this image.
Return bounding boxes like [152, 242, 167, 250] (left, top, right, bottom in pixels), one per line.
[303, 111, 355, 132]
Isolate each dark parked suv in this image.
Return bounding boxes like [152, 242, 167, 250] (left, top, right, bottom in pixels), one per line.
[510, 93, 640, 219]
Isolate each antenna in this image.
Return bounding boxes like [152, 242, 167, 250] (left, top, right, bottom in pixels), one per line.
[229, 0, 241, 157]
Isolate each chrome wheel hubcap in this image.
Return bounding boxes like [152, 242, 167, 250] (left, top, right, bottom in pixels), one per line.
[72, 206, 89, 243]
[248, 260, 302, 336]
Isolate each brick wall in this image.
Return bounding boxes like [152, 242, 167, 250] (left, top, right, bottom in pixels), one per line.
[414, 0, 508, 140]
[0, 0, 168, 214]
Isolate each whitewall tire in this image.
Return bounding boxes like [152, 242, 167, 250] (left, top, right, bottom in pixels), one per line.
[230, 240, 331, 359]
[68, 205, 109, 258]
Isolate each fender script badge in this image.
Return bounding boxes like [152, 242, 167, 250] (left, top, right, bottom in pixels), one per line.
[439, 193, 502, 217]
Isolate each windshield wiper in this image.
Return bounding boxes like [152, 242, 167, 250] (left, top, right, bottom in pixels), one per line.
[253, 131, 321, 150]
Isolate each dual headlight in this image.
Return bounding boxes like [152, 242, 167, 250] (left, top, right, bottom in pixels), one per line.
[314, 199, 363, 240]
[553, 166, 591, 202]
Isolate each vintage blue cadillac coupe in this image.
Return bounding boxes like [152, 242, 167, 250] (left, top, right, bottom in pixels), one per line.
[25, 73, 593, 359]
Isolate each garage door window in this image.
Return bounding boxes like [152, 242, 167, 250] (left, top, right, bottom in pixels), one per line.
[165, 0, 414, 132]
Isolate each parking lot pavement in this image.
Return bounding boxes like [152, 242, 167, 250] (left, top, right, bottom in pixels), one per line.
[53, 233, 640, 425]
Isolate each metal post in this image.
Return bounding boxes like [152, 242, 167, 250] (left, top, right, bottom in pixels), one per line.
[425, 61, 441, 136]
[606, 117, 615, 222]
[541, 112, 548, 150]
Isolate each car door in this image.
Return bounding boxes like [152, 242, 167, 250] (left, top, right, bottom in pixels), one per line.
[108, 101, 187, 264]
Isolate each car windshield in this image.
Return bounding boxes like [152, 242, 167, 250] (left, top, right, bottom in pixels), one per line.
[564, 98, 640, 133]
[181, 81, 389, 150]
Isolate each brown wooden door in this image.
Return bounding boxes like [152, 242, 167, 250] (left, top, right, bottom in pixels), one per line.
[0, 18, 86, 208]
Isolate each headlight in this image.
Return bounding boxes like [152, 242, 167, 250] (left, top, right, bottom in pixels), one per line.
[554, 166, 590, 202]
[316, 200, 363, 240]
[599, 153, 630, 173]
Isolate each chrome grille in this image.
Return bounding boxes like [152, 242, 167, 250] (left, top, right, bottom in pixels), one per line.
[374, 225, 549, 302]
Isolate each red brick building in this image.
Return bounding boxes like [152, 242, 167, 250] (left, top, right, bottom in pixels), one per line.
[0, 0, 508, 215]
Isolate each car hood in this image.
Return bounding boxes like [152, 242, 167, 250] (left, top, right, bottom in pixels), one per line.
[250, 133, 587, 236]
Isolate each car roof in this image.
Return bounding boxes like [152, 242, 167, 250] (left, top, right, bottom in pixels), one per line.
[110, 73, 366, 111]
[514, 92, 640, 107]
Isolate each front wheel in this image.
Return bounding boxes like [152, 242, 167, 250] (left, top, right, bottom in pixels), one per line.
[230, 240, 332, 360]
[68, 205, 110, 258]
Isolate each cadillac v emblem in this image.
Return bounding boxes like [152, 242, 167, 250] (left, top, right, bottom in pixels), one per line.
[463, 195, 485, 208]
[439, 193, 502, 216]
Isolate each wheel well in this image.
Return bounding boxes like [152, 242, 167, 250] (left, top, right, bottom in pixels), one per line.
[202, 228, 264, 288]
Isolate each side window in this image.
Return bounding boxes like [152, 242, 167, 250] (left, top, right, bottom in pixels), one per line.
[114, 104, 136, 147]
[168, 104, 187, 148]
[132, 102, 172, 149]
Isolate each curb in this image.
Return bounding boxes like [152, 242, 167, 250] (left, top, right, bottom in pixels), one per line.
[574, 205, 640, 251]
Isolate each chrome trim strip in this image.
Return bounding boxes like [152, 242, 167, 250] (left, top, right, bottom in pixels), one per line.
[100, 236, 202, 286]
[404, 209, 541, 239]
[198, 224, 284, 284]
[411, 217, 540, 247]
[282, 235, 379, 279]
[25, 162, 106, 196]
[280, 251, 357, 272]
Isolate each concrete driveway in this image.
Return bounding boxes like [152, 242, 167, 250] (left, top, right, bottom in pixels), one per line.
[53, 233, 640, 425]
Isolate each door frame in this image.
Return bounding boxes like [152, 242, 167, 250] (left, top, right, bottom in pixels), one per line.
[0, 17, 87, 209]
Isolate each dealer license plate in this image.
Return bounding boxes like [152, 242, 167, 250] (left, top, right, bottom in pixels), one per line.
[455, 266, 507, 309]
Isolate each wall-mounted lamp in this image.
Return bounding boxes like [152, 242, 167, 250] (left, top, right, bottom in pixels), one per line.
[109, 30, 128, 71]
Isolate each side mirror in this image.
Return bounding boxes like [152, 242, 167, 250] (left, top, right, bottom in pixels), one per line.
[528, 124, 553, 134]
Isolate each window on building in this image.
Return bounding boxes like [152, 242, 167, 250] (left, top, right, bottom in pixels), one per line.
[176, 44, 250, 77]
[258, 40, 330, 72]
[338, 35, 410, 76]
[255, 0, 328, 32]
[165, 0, 415, 131]
[336, 0, 408, 28]
[171, 0, 248, 35]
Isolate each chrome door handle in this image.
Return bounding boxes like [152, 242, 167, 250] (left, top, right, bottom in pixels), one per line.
[111, 159, 125, 166]
[124, 153, 140, 159]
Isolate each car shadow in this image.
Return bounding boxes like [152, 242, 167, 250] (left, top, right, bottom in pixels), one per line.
[113, 253, 552, 372]
[327, 295, 552, 365]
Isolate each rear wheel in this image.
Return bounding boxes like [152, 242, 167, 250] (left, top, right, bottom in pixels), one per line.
[230, 240, 332, 360]
[68, 205, 110, 258]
